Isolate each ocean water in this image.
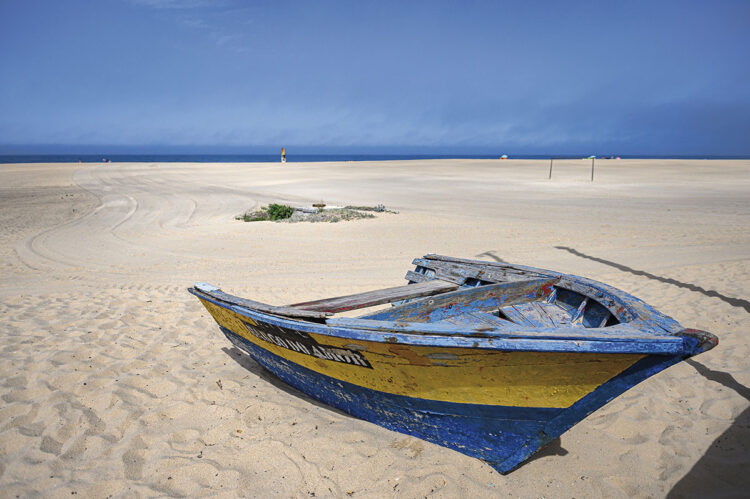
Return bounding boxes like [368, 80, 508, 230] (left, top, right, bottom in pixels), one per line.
[0, 153, 744, 164]
[0, 153, 534, 164]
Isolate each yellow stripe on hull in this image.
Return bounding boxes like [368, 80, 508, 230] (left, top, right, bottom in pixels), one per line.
[201, 299, 643, 409]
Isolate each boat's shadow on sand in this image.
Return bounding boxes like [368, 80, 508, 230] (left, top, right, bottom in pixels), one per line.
[524, 437, 568, 463]
[668, 361, 750, 498]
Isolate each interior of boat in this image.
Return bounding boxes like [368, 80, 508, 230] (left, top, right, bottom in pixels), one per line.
[281, 255, 625, 330]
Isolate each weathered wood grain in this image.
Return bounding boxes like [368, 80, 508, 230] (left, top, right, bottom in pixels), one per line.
[413, 257, 544, 285]
[405, 270, 432, 283]
[289, 279, 458, 313]
[533, 302, 574, 327]
[501, 303, 542, 327]
[500, 302, 573, 328]
[424, 253, 552, 276]
[360, 277, 558, 322]
[432, 311, 516, 329]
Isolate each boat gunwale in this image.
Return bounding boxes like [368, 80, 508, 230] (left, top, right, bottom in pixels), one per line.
[189, 287, 693, 355]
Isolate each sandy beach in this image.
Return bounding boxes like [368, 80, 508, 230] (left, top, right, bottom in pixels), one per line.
[1, 158, 748, 497]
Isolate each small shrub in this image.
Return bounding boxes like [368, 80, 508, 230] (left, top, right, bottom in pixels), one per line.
[267, 203, 294, 220]
[237, 210, 269, 222]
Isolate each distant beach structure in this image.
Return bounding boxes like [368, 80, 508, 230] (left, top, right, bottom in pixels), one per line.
[281, 147, 286, 163]
[500, 154, 508, 160]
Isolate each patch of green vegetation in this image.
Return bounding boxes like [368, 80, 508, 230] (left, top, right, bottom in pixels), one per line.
[267, 203, 294, 220]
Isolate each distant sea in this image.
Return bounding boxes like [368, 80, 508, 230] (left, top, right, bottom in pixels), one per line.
[0, 153, 745, 164]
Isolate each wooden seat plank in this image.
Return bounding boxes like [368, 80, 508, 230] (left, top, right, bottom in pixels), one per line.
[290, 279, 458, 313]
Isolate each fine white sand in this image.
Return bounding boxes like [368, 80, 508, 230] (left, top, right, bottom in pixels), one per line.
[1, 159, 748, 497]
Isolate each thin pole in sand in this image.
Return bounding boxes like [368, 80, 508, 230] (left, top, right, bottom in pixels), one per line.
[548, 158, 553, 179]
[590, 157, 595, 182]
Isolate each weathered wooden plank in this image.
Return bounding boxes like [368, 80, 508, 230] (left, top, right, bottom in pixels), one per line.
[424, 254, 553, 276]
[435, 311, 515, 329]
[411, 259, 466, 284]
[467, 312, 517, 329]
[192, 286, 332, 320]
[413, 257, 544, 284]
[571, 298, 589, 323]
[359, 278, 558, 323]
[535, 302, 573, 327]
[500, 302, 570, 328]
[405, 270, 432, 283]
[500, 304, 538, 327]
[289, 279, 458, 313]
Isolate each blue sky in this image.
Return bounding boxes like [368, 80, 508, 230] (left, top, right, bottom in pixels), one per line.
[1, 0, 748, 155]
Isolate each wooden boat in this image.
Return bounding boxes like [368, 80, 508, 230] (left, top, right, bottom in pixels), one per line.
[188, 254, 717, 473]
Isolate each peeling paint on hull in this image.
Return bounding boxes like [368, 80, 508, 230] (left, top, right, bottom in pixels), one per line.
[220, 324, 683, 473]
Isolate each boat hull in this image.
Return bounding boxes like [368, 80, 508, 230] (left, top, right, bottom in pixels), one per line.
[196, 294, 688, 473]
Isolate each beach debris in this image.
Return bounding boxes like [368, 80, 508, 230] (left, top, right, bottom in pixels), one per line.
[285, 207, 374, 223]
[344, 203, 396, 213]
[236, 203, 397, 223]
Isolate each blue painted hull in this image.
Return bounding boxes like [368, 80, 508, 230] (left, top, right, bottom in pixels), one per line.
[220, 325, 684, 473]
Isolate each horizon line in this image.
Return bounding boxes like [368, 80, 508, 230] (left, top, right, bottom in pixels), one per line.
[1, 145, 749, 159]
